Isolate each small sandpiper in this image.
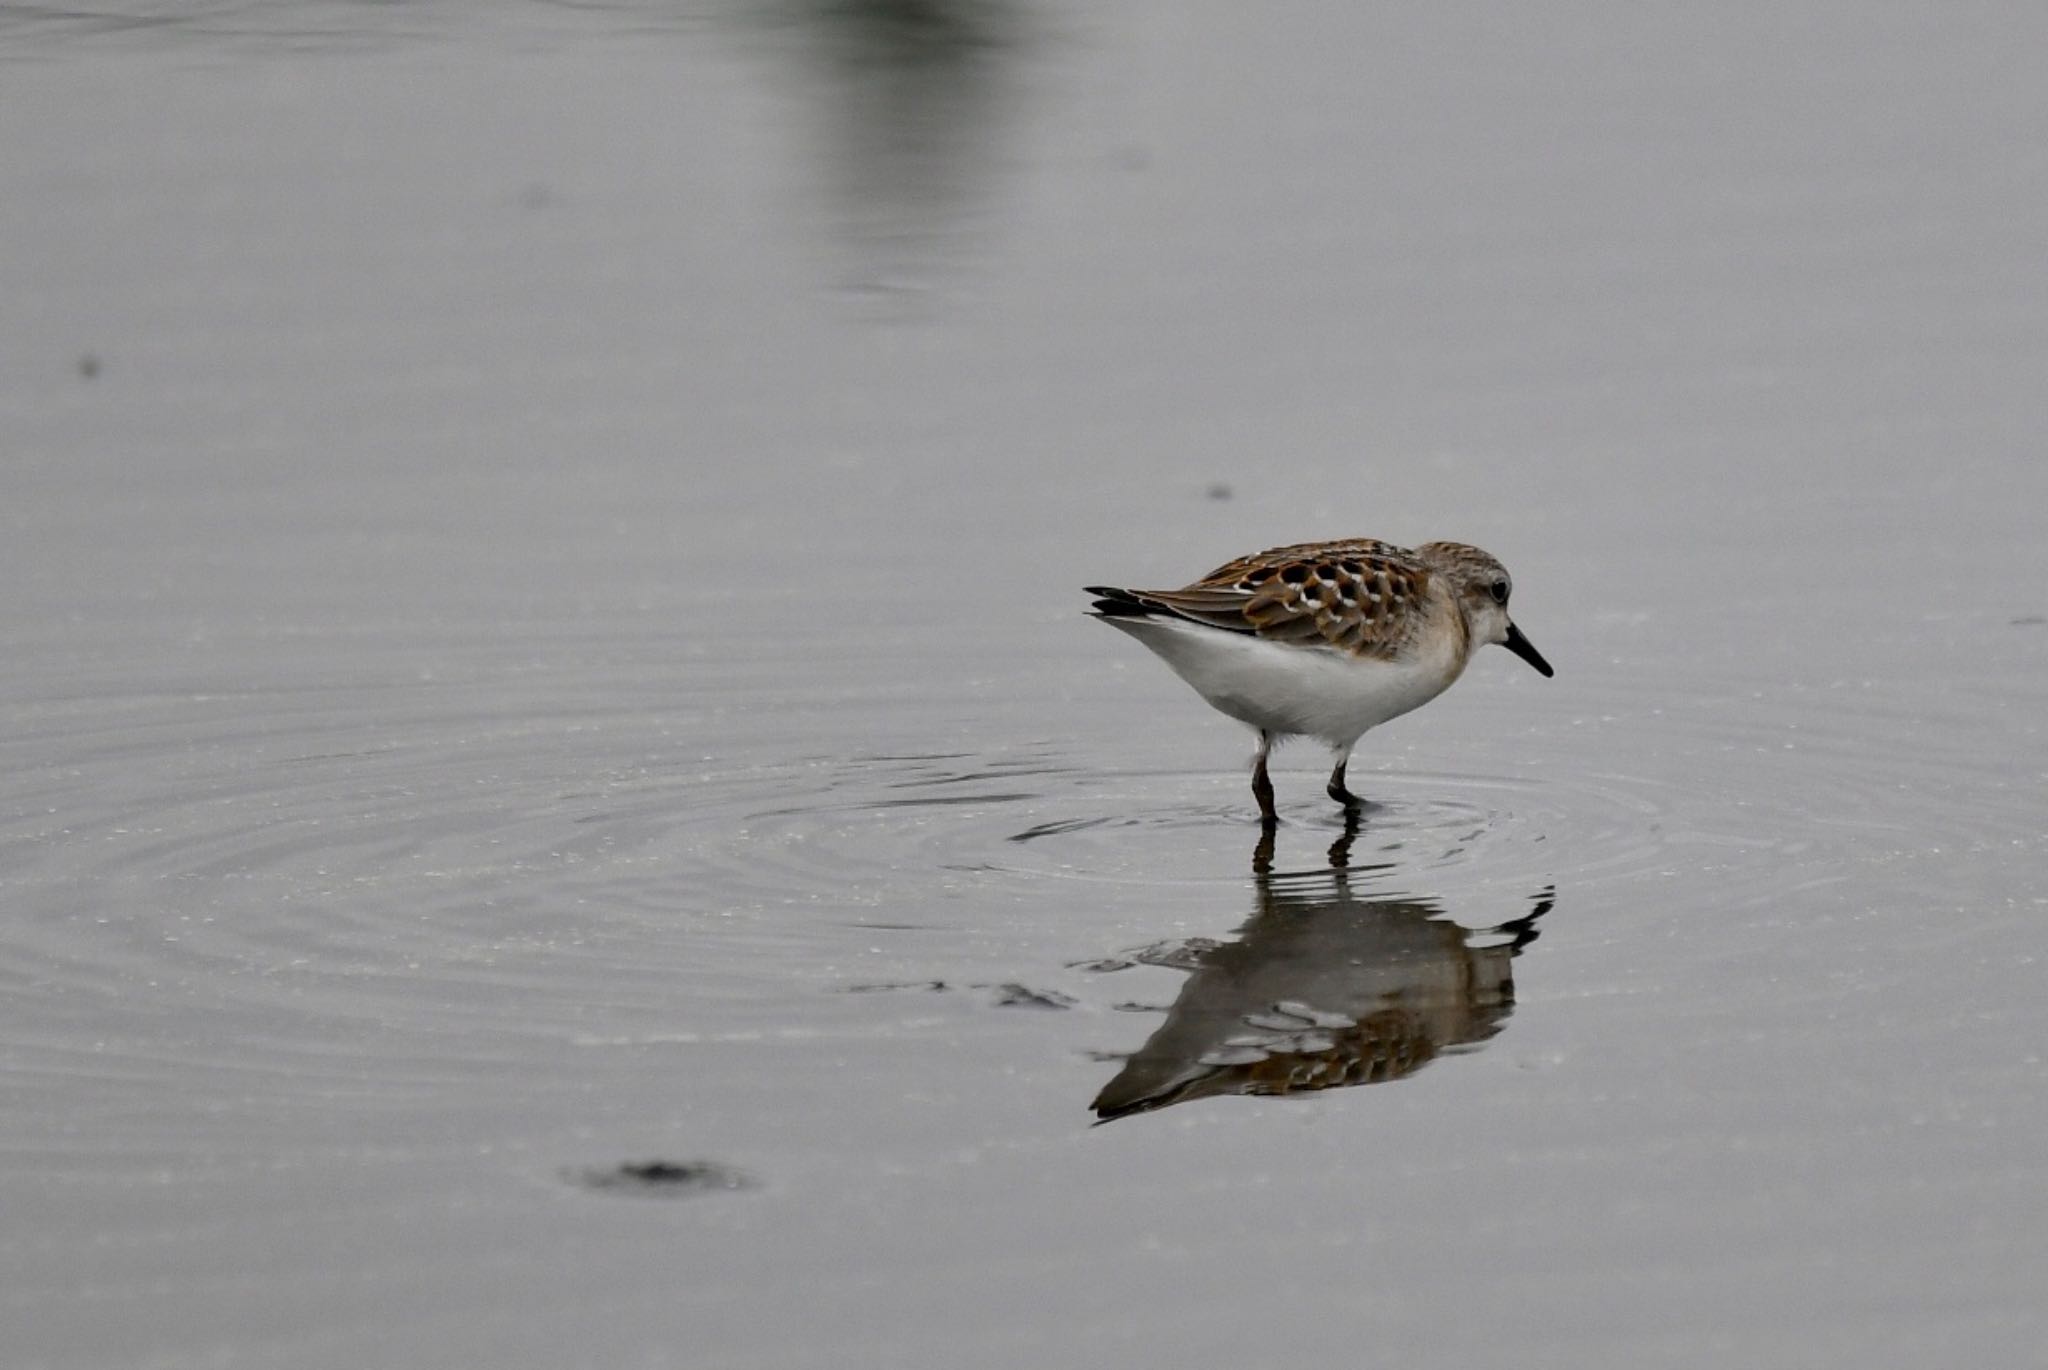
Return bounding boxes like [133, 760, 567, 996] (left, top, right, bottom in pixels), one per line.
[1086, 538, 1552, 823]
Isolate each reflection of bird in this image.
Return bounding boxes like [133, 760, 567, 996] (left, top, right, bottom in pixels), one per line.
[1091, 850, 1552, 1122]
[1086, 539, 1552, 822]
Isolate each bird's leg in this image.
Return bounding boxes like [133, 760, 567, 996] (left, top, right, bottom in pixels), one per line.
[1252, 730, 1278, 826]
[1326, 745, 1363, 811]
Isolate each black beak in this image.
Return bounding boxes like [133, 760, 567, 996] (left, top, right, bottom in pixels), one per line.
[1503, 621, 1554, 678]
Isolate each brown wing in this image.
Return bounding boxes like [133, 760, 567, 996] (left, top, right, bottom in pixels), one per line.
[1130, 540, 1434, 659]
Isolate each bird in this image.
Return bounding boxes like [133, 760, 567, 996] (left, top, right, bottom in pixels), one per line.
[1085, 538, 1552, 823]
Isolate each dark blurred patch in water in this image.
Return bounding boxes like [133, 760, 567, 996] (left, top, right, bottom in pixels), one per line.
[781, 0, 1021, 306]
[567, 1158, 757, 1196]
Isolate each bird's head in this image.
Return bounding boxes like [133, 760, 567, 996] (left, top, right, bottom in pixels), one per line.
[1415, 541, 1553, 678]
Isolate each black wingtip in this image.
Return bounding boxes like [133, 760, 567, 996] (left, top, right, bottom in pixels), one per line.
[1084, 584, 1157, 620]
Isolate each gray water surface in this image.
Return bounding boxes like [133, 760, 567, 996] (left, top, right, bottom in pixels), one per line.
[5, 4, 2046, 1368]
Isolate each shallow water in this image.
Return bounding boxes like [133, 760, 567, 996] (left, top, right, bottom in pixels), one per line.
[5, 4, 2047, 1367]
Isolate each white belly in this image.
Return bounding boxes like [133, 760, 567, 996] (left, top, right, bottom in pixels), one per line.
[1105, 617, 1466, 748]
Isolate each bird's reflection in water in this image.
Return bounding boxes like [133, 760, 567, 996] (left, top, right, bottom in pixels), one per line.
[1092, 812, 1553, 1122]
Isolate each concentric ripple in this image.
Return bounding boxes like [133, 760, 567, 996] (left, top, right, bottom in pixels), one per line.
[3, 616, 2036, 1173]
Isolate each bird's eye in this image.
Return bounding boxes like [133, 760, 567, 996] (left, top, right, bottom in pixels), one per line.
[1489, 579, 1510, 605]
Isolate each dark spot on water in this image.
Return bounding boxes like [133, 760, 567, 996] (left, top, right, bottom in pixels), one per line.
[2012, 615, 2046, 627]
[77, 352, 101, 379]
[991, 983, 1075, 1009]
[1066, 956, 1136, 972]
[1205, 482, 1233, 501]
[568, 1160, 755, 1197]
